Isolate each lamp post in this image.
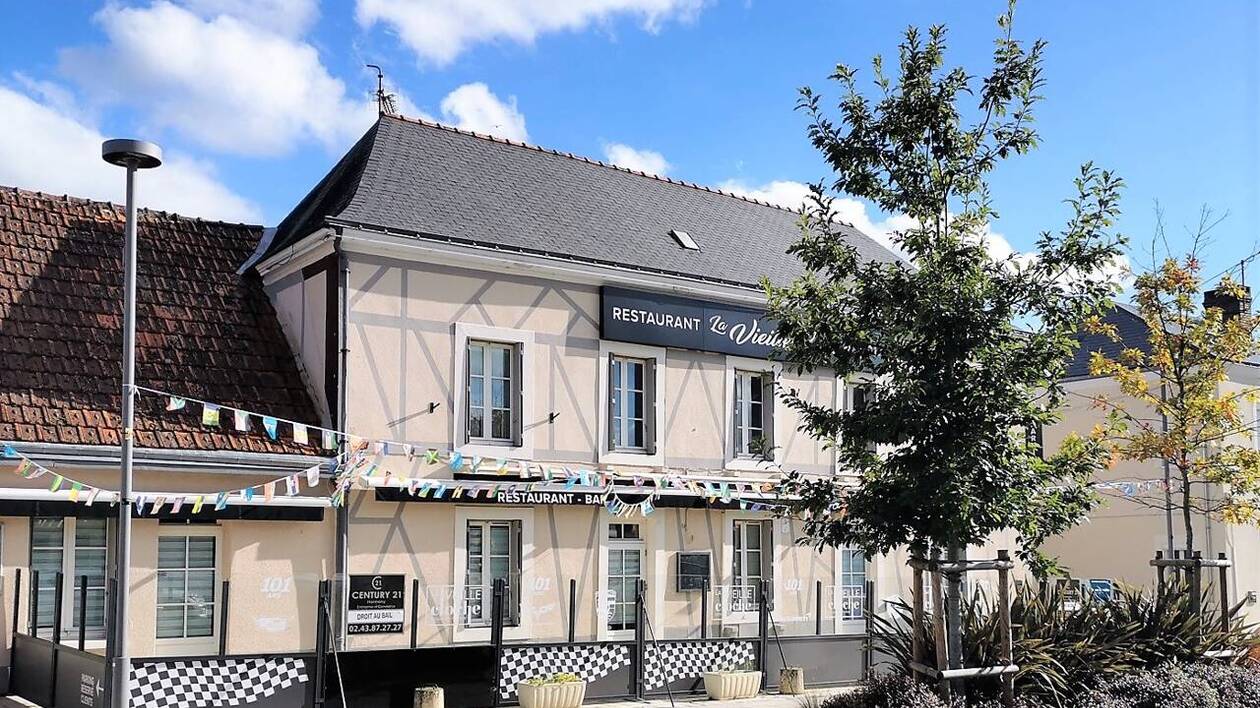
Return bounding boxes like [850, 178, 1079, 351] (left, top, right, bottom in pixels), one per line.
[101, 138, 162, 708]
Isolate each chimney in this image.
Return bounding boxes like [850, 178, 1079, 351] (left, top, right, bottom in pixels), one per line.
[1204, 286, 1252, 321]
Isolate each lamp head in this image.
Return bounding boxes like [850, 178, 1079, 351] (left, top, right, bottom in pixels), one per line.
[101, 139, 162, 169]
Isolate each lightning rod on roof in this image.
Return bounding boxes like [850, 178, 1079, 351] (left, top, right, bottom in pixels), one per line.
[366, 64, 398, 117]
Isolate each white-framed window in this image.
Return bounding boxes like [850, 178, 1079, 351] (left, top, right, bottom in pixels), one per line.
[606, 523, 643, 634]
[467, 340, 516, 443]
[838, 547, 866, 623]
[724, 357, 780, 471]
[30, 517, 109, 640]
[453, 506, 534, 643]
[463, 519, 521, 628]
[610, 356, 654, 452]
[729, 519, 774, 614]
[156, 533, 217, 641]
[733, 370, 771, 457]
[453, 323, 535, 459]
[598, 342, 666, 466]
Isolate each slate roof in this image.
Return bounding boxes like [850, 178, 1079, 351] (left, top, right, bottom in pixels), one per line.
[0, 187, 323, 454]
[268, 115, 903, 288]
[1064, 302, 1151, 379]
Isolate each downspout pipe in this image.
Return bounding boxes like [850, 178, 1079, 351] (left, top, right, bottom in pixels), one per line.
[334, 232, 350, 650]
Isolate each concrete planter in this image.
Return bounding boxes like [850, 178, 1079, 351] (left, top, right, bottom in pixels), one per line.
[517, 681, 587, 708]
[779, 666, 805, 694]
[702, 671, 762, 700]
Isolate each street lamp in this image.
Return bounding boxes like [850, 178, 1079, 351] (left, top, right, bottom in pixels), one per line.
[101, 138, 161, 708]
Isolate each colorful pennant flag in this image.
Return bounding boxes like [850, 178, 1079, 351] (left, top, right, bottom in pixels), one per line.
[424, 449, 440, 465]
[202, 403, 220, 427]
[50, 474, 64, 492]
[292, 423, 309, 446]
[85, 488, 101, 507]
[234, 409, 250, 432]
[262, 416, 278, 440]
[322, 430, 337, 450]
[285, 474, 299, 496]
[170, 496, 185, 514]
[306, 465, 321, 486]
[166, 396, 186, 411]
[68, 481, 82, 502]
[264, 482, 276, 502]
[214, 492, 228, 511]
[192, 495, 204, 514]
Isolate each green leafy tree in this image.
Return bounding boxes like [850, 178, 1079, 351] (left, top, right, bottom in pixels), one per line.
[766, 3, 1125, 577]
[1087, 226, 1260, 556]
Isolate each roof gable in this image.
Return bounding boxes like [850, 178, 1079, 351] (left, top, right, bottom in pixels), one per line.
[0, 187, 322, 454]
[268, 116, 903, 288]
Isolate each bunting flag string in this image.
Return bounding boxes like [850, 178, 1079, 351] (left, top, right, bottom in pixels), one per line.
[134, 385, 796, 494]
[2, 442, 335, 515]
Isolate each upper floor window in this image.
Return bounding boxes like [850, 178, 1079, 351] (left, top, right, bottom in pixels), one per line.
[733, 370, 774, 458]
[467, 340, 517, 443]
[609, 356, 657, 453]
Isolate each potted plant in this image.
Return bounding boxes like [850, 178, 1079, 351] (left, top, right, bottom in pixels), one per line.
[517, 673, 586, 708]
[702, 661, 762, 700]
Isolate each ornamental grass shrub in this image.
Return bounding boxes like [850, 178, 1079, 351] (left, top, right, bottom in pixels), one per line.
[870, 582, 1258, 705]
[818, 663, 1260, 708]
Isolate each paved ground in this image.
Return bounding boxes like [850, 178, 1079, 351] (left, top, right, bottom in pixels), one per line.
[593, 688, 848, 707]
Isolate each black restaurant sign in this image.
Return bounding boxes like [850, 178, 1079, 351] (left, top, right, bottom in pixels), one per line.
[600, 286, 783, 359]
[347, 574, 405, 634]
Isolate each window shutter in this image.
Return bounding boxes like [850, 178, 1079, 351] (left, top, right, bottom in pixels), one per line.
[644, 359, 658, 455]
[761, 373, 776, 453]
[462, 344, 472, 444]
[607, 356, 617, 451]
[761, 519, 775, 606]
[512, 342, 525, 447]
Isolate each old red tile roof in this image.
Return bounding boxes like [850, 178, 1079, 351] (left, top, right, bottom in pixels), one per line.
[0, 187, 324, 455]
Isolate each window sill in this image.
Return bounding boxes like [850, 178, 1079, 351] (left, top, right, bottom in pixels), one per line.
[458, 440, 527, 462]
[599, 448, 663, 468]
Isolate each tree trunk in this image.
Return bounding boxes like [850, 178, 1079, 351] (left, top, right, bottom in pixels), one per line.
[946, 545, 966, 698]
[1182, 474, 1194, 557]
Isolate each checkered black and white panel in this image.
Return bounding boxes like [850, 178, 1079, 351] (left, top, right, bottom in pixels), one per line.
[131, 657, 308, 708]
[644, 641, 755, 690]
[499, 644, 631, 698]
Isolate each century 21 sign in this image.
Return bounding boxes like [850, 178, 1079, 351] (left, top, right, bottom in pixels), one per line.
[600, 286, 782, 359]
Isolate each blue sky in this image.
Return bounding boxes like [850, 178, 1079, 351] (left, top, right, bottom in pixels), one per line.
[2, 1, 1258, 285]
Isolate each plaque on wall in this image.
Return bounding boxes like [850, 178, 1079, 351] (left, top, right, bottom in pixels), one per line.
[347, 574, 405, 634]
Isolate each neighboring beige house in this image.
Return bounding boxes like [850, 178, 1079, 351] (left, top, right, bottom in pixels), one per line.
[1041, 298, 1260, 621]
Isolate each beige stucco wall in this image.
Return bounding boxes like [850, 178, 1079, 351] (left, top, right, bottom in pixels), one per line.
[0, 461, 334, 659]
[1041, 375, 1260, 622]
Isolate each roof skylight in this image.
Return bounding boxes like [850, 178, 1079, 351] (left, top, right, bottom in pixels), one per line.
[670, 229, 699, 250]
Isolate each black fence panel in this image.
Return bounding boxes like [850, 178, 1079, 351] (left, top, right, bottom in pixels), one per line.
[763, 634, 867, 687]
[11, 634, 55, 707]
[326, 645, 496, 708]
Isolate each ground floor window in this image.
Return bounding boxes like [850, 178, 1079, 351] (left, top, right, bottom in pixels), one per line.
[838, 547, 866, 623]
[732, 519, 773, 612]
[156, 534, 216, 639]
[607, 523, 642, 633]
[30, 517, 108, 637]
[464, 520, 521, 628]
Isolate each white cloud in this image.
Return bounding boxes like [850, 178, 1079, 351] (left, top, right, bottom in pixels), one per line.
[60, 1, 378, 156]
[179, 0, 319, 34]
[603, 143, 669, 175]
[356, 0, 708, 65]
[0, 85, 260, 222]
[718, 179, 916, 255]
[438, 83, 528, 141]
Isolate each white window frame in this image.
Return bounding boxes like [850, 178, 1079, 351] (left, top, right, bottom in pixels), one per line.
[453, 506, 534, 643]
[723, 356, 782, 471]
[596, 512, 662, 641]
[154, 525, 221, 654]
[600, 522, 645, 640]
[29, 516, 111, 646]
[466, 340, 516, 444]
[598, 342, 666, 466]
[453, 323, 535, 460]
[719, 510, 776, 624]
[833, 546, 870, 634]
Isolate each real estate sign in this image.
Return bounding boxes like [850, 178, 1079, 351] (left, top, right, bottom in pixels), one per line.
[348, 574, 405, 634]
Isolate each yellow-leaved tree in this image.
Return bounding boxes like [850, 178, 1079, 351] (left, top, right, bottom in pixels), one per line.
[1088, 238, 1260, 557]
